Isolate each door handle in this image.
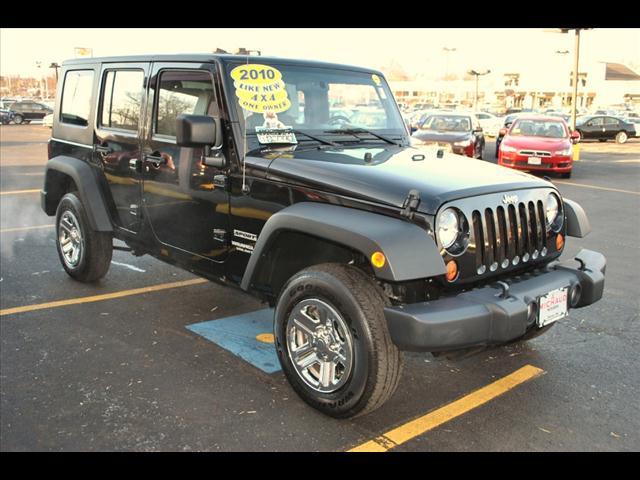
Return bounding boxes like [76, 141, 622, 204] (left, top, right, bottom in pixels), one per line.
[145, 153, 166, 168]
[94, 145, 112, 155]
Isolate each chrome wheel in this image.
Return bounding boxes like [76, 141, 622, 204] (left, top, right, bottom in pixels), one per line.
[286, 298, 354, 393]
[616, 131, 627, 144]
[58, 210, 84, 268]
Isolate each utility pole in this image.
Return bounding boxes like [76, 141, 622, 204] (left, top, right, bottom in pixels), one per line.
[571, 29, 581, 131]
[546, 28, 590, 130]
[467, 69, 491, 111]
[50, 63, 60, 82]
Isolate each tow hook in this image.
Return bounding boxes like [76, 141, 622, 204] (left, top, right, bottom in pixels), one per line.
[493, 280, 511, 299]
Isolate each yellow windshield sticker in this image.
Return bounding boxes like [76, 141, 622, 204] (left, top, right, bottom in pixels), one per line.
[372, 74, 382, 86]
[231, 64, 291, 114]
[231, 64, 283, 84]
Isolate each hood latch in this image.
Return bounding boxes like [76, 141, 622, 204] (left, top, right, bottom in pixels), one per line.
[401, 189, 421, 219]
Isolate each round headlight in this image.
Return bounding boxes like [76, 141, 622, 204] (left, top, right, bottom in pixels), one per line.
[546, 193, 563, 231]
[437, 208, 460, 249]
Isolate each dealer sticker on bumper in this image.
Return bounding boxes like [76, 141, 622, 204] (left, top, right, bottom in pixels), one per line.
[528, 156, 542, 165]
[538, 287, 569, 327]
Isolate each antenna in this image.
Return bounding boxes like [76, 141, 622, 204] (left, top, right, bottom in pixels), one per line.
[241, 53, 250, 195]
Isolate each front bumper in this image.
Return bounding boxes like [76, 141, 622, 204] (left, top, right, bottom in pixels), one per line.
[500, 154, 572, 172]
[385, 249, 605, 352]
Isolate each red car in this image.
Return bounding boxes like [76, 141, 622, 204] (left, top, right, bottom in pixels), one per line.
[497, 115, 579, 178]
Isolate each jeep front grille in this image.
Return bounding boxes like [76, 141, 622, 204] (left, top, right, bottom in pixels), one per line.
[471, 200, 547, 272]
[437, 188, 563, 283]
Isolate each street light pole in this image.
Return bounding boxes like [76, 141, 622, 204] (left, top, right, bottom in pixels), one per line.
[571, 30, 581, 131]
[467, 69, 491, 111]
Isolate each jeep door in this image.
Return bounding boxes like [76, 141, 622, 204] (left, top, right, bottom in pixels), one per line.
[141, 63, 230, 272]
[95, 62, 150, 234]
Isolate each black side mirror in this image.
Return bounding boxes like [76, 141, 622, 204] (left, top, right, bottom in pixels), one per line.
[176, 114, 226, 169]
[176, 114, 220, 148]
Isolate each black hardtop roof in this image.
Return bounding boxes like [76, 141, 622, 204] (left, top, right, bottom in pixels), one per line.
[62, 54, 383, 75]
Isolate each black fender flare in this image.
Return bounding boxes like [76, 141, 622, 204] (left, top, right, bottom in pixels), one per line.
[240, 202, 446, 291]
[42, 156, 113, 232]
[563, 198, 591, 238]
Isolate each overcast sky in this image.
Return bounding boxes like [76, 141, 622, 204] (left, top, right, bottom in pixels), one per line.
[1, 28, 638, 78]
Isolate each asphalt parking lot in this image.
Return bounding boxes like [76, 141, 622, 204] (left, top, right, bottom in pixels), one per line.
[1, 125, 639, 451]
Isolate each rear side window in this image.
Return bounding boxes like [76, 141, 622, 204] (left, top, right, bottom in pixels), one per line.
[60, 70, 94, 126]
[100, 70, 144, 131]
[154, 70, 216, 137]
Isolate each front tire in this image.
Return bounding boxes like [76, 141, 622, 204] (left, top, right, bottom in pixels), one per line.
[55, 193, 113, 282]
[616, 131, 628, 144]
[274, 263, 402, 418]
[13, 114, 24, 125]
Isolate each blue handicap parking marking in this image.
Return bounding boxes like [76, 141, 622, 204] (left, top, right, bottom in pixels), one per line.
[186, 308, 281, 374]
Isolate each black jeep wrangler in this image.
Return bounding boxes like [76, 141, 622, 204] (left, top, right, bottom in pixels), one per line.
[41, 55, 606, 418]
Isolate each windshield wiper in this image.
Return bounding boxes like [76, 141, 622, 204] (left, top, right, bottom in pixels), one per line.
[324, 128, 402, 146]
[247, 129, 339, 147]
[291, 129, 340, 147]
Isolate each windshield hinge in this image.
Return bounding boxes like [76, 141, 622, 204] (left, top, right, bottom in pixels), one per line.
[401, 189, 421, 219]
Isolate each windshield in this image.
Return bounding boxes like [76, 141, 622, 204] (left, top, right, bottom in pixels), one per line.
[224, 62, 406, 148]
[510, 119, 568, 138]
[419, 114, 471, 132]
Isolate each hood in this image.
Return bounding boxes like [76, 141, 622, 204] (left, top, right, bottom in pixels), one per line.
[502, 135, 570, 151]
[412, 130, 470, 143]
[261, 144, 553, 214]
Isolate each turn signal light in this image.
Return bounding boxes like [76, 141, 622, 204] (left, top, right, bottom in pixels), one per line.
[445, 260, 458, 282]
[371, 251, 386, 269]
[556, 234, 565, 251]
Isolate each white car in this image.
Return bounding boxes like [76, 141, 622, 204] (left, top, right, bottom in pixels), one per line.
[42, 113, 53, 128]
[474, 112, 502, 137]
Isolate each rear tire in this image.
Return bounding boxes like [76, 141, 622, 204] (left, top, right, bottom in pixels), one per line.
[274, 263, 403, 418]
[55, 192, 113, 282]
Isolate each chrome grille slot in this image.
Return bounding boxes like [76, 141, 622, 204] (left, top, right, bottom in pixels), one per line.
[537, 200, 547, 249]
[507, 204, 519, 259]
[484, 208, 496, 269]
[472, 211, 484, 269]
[496, 206, 508, 265]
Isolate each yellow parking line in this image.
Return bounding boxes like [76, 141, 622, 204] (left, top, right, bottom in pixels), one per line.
[348, 364, 545, 452]
[0, 278, 209, 317]
[0, 224, 54, 233]
[0, 189, 41, 195]
[554, 181, 639, 196]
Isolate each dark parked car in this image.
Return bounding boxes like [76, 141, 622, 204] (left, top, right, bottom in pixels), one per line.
[574, 115, 636, 144]
[8, 100, 53, 124]
[0, 108, 15, 124]
[42, 54, 605, 418]
[411, 113, 485, 158]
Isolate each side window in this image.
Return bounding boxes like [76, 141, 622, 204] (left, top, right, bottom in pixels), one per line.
[100, 70, 144, 131]
[60, 70, 94, 127]
[604, 117, 618, 127]
[591, 117, 604, 126]
[154, 70, 216, 137]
